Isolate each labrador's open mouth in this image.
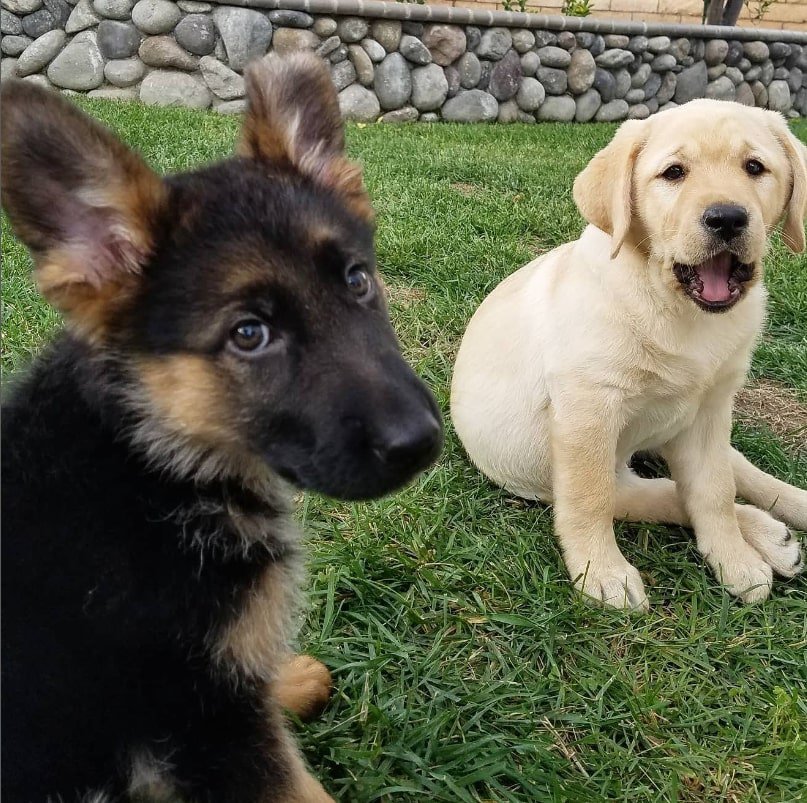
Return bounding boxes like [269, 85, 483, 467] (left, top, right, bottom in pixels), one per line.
[673, 252, 754, 312]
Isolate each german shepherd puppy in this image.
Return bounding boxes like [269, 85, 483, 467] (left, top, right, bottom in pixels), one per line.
[1, 54, 442, 801]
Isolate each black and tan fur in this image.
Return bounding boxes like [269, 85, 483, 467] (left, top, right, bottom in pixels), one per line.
[1, 53, 442, 801]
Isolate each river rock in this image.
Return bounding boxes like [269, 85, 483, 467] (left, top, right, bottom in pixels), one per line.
[567, 47, 595, 94]
[536, 94, 575, 121]
[476, 27, 511, 60]
[596, 49, 634, 69]
[64, 0, 99, 31]
[336, 16, 368, 43]
[212, 6, 272, 71]
[399, 34, 430, 65]
[267, 9, 311, 28]
[199, 53, 243, 98]
[16, 28, 64, 74]
[46, 29, 103, 89]
[422, 24, 465, 66]
[374, 51, 410, 109]
[537, 66, 566, 95]
[411, 62, 447, 110]
[574, 87, 601, 121]
[92, 0, 133, 20]
[457, 50, 480, 88]
[595, 98, 629, 121]
[516, 75, 544, 111]
[674, 60, 707, 103]
[338, 83, 379, 121]
[705, 76, 735, 100]
[139, 35, 197, 69]
[131, 0, 179, 34]
[272, 28, 319, 55]
[537, 45, 571, 69]
[370, 20, 401, 53]
[103, 55, 144, 85]
[489, 49, 521, 101]
[174, 13, 215, 55]
[140, 68, 210, 106]
[97, 19, 140, 59]
[442, 89, 498, 122]
[361, 37, 385, 63]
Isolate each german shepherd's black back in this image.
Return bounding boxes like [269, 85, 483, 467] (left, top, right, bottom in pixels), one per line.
[1, 54, 441, 801]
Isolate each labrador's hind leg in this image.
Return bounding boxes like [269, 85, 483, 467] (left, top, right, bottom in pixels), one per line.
[614, 469, 803, 579]
[731, 448, 807, 531]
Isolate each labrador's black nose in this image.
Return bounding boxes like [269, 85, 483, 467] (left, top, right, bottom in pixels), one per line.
[702, 204, 748, 241]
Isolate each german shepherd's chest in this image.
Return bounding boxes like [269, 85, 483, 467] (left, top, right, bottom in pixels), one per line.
[2, 350, 299, 685]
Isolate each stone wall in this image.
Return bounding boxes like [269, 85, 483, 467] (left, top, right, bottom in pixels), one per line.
[2, 0, 806, 121]
[433, 0, 807, 33]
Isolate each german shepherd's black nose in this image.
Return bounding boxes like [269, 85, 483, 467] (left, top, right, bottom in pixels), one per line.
[702, 204, 748, 241]
[373, 413, 442, 470]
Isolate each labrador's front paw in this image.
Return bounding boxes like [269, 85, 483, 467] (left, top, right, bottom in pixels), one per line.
[736, 505, 804, 579]
[569, 555, 649, 612]
[704, 538, 773, 603]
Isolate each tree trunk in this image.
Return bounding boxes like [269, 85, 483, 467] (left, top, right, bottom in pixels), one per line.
[705, 0, 725, 24]
[704, 0, 744, 25]
[722, 0, 744, 24]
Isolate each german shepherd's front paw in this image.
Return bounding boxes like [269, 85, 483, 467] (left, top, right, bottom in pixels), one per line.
[274, 654, 332, 721]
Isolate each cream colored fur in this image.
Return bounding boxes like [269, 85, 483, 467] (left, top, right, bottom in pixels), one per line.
[451, 100, 807, 610]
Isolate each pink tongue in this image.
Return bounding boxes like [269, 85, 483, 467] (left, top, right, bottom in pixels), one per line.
[697, 253, 732, 302]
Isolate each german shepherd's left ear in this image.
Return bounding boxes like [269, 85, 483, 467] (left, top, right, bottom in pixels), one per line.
[238, 52, 373, 222]
[1, 80, 165, 332]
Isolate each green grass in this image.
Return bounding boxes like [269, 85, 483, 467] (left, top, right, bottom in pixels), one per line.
[2, 102, 806, 802]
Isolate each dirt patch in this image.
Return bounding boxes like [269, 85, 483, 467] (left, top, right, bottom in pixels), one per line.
[385, 282, 426, 309]
[450, 182, 484, 197]
[734, 379, 807, 449]
[525, 235, 553, 259]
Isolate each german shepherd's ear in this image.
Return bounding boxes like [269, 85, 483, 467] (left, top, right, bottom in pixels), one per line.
[238, 52, 373, 222]
[1, 81, 165, 334]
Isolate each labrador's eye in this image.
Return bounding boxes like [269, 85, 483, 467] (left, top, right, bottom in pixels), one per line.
[745, 159, 765, 176]
[661, 164, 686, 181]
[230, 320, 271, 353]
[346, 265, 372, 298]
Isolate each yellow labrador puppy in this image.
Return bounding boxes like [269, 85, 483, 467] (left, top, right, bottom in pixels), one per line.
[451, 99, 807, 610]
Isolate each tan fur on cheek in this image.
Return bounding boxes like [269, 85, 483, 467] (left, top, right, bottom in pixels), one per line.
[136, 355, 240, 447]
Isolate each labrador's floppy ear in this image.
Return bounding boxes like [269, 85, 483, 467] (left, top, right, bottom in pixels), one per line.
[1, 80, 165, 335]
[238, 52, 373, 222]
[573, 119, 646, 259]
[765, 111, 807, 253]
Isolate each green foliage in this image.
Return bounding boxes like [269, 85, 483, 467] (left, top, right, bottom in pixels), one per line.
[3, 102, 806, 802]
[744, 0, 774, 21]
[562, 0, 594, 17]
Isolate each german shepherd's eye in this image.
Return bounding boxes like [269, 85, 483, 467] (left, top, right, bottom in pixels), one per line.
[230, 320, 271, 353]
[745, 159, 765, 176]
[346, 265, 372, 299]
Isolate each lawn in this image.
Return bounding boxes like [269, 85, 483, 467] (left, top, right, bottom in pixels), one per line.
[2, 102, 806, 803]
